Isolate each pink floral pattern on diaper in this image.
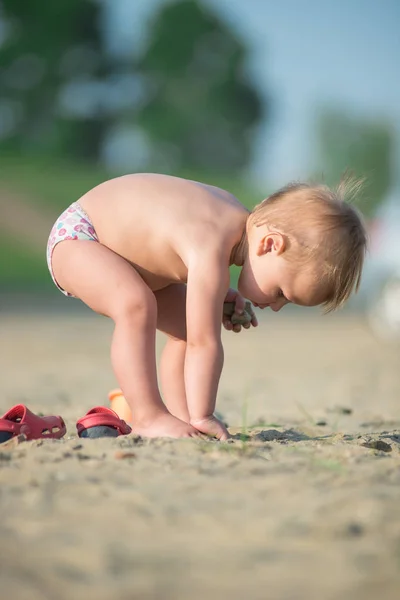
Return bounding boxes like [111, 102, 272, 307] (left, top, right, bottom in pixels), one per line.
[46, 202, 99, 296]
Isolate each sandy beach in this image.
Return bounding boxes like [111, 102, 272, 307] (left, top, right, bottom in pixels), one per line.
[1, 305, 400, 600]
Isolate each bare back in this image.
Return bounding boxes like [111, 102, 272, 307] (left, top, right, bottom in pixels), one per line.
[78, 174, 248, 291]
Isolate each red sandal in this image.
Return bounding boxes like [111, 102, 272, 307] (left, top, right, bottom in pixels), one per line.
[0, 404, 66, 444]
[76, 407, 132, 439]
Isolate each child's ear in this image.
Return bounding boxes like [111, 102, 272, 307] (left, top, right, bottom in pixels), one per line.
[257, 232, 285, 256]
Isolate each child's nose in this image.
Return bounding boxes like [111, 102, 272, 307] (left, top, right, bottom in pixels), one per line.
[271, 304, 282, 312]
[271, 298, 289, 312]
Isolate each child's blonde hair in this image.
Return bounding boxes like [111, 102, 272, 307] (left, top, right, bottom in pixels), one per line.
[249, 176, 368, 312]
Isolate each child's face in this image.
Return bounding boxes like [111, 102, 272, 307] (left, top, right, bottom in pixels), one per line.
[238, 228, 325, 311]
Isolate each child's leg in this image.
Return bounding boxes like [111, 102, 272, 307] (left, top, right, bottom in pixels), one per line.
[156, 284, 230, 441]
[51, 240, 199, 439]
[159, 339, 189, 422]
[155, 284, 190, 423]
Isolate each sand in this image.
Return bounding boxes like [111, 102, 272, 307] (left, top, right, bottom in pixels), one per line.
[1, 305, 400, 600]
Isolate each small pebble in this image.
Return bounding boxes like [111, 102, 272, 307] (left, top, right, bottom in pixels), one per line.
[361, 440, 392, 453]
[223, 301, 253, 326]
[346, 522, 364, 537]
[76, 452, 91, 461]
[114, 451, 136, 460]
[328, 406, 353, 415]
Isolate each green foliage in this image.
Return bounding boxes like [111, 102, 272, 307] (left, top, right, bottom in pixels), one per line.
[0, 0, 266, 174]
[315, 108, 393, 216]
[0, 0, 112, 157]
[0, 152, 108, 211]
[136, 0, 264, 172]
[0, 232, 50, 289]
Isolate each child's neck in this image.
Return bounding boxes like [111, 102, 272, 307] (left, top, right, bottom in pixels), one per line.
[230, 225, 248, 267]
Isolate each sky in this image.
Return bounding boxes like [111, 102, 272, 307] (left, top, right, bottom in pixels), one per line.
[103, 0, 400, 191]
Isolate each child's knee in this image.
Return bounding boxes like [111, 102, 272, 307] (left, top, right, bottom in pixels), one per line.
[166, 334, 187, 346]
[112, 287, 157, 324]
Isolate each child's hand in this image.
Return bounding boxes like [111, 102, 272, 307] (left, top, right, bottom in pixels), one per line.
[223, 288, 258, 332]
[190, 415, 230, 440]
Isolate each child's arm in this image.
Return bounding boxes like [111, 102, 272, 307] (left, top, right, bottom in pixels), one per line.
[185, 249, 231, 440]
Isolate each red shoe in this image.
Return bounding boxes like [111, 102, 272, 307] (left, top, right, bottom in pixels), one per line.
[0, 404, 66, 444]
[76, 407, 132, 439]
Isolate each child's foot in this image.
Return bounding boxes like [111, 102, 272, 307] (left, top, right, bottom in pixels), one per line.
[190, 415, 230, 441]
[133, 412, 201, 439]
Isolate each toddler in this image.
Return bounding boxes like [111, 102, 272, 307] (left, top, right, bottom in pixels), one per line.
[47, 174, 367, 440]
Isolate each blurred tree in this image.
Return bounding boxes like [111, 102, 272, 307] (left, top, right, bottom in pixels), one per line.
[0, 0, 115, 158]
[0, 0, 265, 173]
[136, 0, 264, 173]
[316, 109, 393, 217]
